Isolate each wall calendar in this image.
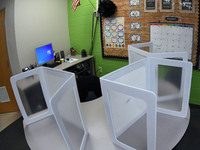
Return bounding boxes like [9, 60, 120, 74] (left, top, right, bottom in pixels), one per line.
[150, 23, 194, 60]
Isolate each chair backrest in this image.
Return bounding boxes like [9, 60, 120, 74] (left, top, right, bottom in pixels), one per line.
[128, 42, 188, 64]
[76, 75, 102, 102]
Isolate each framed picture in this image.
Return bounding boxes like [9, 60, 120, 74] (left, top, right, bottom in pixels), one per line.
[130, 10, 141, 18]
[129, 0, 140, 7]
[160, 0, 174, 12]
[144, 0, 157, 12]
[179, 0, 195, 13]
[130, 22, 141, 30]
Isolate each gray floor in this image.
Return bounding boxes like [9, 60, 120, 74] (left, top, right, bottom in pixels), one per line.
[0, 104, 199, 150]
[173, 104, 200, 150]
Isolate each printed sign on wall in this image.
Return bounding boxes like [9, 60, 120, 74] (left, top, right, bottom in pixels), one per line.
[104, 17, 125, 48]
[130, 34, 142, 42]
[129, 0, 140, 6]
[130, 22, 141, 30]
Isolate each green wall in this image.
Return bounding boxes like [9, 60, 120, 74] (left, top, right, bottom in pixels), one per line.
[68, 0, 200, 105]
[190, 70, 200, 105]
[68, 0, 128, 77]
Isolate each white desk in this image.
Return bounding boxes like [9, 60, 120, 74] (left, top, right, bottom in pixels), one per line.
[54, 55, 95, 77]
[24, 97, 190, 150]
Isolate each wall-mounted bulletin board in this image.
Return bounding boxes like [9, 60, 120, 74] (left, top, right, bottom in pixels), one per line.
[100, 0, 199, 65]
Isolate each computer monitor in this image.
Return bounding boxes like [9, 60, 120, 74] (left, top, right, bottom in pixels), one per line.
[35, 43, 54, 66]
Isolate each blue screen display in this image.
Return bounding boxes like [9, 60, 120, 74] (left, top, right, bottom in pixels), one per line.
[35, 43, 54, 65]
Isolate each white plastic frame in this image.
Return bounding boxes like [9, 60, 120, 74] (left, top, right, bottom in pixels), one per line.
[11, 67, 88, 149]
[10, 67, 54, 124]
[100, 61, 157, 150]
[50, 72, 88, 150]
[128, 42, 188, 64]
[150, 58, 192, 117]
[11, 67, 78, 124]
[100, 57, 192, 149]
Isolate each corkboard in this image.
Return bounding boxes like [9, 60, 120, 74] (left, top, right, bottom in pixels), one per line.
[100, 0, 199, 65]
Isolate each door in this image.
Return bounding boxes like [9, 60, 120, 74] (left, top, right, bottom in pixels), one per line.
[0, 9, 19, 113]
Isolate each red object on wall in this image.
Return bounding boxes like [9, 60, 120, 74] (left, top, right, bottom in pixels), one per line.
[72, 0, 80, 11]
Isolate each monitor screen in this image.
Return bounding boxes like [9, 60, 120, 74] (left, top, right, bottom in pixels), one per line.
[35, 43, 54, 65]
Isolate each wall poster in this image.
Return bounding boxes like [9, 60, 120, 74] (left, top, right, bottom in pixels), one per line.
[130, 22, 141, 30]
[144, 0, 158, 12]
[104, 17, 125, 49]
[180, 0, 195, 13]
[129, 0, 140, 6]
[160, 0, 174, 12]
[130, 34, 142, 42]
[130, 10, 141, 18]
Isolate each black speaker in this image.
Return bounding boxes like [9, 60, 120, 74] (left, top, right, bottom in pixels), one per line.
[81, 49, 87, 57]
[60, 51, 65, 59]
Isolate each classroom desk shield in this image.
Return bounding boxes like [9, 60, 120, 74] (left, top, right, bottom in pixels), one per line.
[10, 67, 88, 150]
[100, 57, 192, 150]
[128, 42, 188, 64]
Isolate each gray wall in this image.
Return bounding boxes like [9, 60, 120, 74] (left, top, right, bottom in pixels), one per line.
[15, 0, 70, 69]
[1, 0, 70, 74]
[0, 0, 21, 75]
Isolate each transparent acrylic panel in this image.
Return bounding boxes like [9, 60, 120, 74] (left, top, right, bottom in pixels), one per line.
[57, 87, 84, 150]
[16, 74, 47, 116]
[42, 69, 73, 98]
[108, 90, 147, 149]
[117, 115, 147, 150]
[129, 50, 148, 63]
[108, 90, 147, 137]
[114, 66, 146, 89]
[158, 65, 182, 96]
[157, 65, 183, 111]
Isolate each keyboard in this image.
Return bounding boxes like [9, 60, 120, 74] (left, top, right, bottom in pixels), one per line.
[45, 62, 61, 68]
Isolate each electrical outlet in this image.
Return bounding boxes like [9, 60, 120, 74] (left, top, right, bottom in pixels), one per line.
[99, 67, 102, 73]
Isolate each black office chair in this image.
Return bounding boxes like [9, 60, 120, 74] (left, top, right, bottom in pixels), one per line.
[76, 75, 102, 102]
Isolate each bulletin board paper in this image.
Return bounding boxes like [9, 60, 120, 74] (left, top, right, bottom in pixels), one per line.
[104, 17, 125, 49]
[100, 0, 198, 63]
[150, 23, 194, 60]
